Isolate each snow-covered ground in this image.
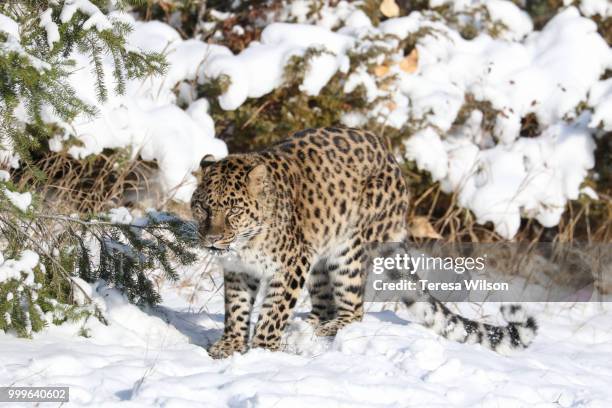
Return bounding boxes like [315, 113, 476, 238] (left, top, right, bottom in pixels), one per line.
[3, 259, 612, 407]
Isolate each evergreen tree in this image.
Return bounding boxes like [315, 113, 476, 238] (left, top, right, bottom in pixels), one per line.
[0, 0, 166, 163]
[0, 1, 188, 337]
[0, 180, 200, 337]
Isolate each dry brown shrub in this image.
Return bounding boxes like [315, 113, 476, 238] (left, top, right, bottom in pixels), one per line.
[13, 149, 162, 214]
[406, 178, 612, 246]
[405, 172, 612, 296]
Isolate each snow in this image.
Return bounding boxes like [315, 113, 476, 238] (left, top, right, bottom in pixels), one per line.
[203, 23, 354, 109]
[3, 263, 612, 406]
[300, 51, 342, 96]
[578, 0, 612, 18]
[0, 12, 50, 71]
[404, 128, 449, 180]
[484, 0, 533, 41]
[48, 14, 228, 202]
[385, 7, 610, 136]
[0, 12, 19, 38]
[39, 8, 60, 50]
[3, 3, 612, 404]
[581, 185, 599, 200]
[430, 116, 597, 238]
[70, 277, 93, 306]
[5, 8, 228, 201]
[284, 0, 372, 30]
[2, 188, 32, 212]
[0, 250, 39, 285]
[3, 4, 612, 403]
[344, 67, 383, 103]
[108, 207, 133, 224]
[59, 0, 112, 32]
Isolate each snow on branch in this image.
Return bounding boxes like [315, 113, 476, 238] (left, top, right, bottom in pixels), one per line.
[39, 8, 60, 50]
[59, 0, 113, 31]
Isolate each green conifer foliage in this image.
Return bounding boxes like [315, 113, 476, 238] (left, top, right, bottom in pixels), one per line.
[0, 1, 183, 337]
[0, 180, 200, 337]
[0, 0, 166, 163]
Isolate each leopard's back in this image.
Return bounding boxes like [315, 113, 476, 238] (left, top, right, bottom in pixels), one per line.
[260, 127, 409, 251]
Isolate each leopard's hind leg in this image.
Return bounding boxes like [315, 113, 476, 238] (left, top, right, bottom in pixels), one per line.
[305, 259, 336, 327]
[315, 166, 409, 337]
[314, 236, 366, 336]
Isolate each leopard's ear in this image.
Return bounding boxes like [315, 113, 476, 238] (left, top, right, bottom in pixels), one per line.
[247, 164, 267, 196]
[200, 154, 216, 169]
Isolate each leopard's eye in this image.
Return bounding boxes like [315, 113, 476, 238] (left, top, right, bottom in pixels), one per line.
[229, 207, 243, 215]
[197, 207, 209, 220]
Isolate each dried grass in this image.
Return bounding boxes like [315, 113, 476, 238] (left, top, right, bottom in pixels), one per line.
[13, 149, 162, 214]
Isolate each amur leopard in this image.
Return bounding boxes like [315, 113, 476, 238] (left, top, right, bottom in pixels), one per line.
[191, 127, 537, 359]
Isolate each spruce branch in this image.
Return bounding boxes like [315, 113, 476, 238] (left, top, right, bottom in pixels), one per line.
[0, 0, 167, 167]
[1, 183, 200, 335]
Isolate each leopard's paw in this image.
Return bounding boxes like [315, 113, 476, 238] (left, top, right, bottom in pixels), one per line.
[315, 321, 340, 337]
[207, 337, 247, 359]
[315, 316, 360, 337]
[251, 334, 281, 352]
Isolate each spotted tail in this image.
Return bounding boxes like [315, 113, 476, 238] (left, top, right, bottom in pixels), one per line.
[404, 296, 538, 353]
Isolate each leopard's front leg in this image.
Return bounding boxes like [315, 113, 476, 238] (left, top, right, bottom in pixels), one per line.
[251, 255, 310, 351]
[208, 271, 259, 359]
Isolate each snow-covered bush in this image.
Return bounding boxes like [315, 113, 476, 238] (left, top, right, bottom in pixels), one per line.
[4, 1, 607, 238]
[143, 0, 610, 239]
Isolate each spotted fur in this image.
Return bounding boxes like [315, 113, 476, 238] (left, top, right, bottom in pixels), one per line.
[191, 127, 537, 358]
[405, 297, 537, 354]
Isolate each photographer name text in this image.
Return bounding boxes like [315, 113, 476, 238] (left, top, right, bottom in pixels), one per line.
[372, 279, 509, 292]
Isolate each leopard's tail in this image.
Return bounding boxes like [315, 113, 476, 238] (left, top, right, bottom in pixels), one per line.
[403, 296, 537, 353]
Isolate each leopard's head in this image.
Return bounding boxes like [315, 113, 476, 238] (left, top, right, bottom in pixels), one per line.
[191, 155, 269, 253]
